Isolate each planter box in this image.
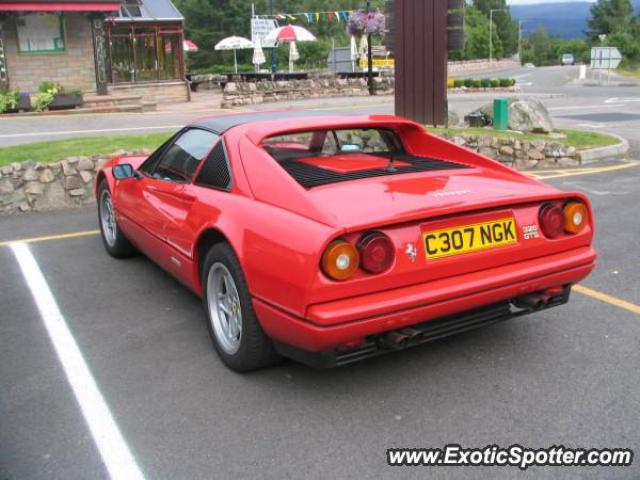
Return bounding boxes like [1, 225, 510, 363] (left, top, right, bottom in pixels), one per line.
[4, 94, 32, 113]
[48, 93, 83, 111]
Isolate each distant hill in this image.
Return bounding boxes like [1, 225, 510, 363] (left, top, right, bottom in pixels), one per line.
[510, 1, 640, 39]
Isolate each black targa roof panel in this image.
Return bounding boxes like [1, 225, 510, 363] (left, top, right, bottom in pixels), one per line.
[191, 111, 362, 134]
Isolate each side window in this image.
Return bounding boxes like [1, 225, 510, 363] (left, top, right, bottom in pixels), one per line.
[195, 140, 232, 190]
[151, 129, 219, 182]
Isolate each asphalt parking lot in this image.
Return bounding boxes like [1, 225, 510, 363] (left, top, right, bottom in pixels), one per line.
[1, 162, 639, 479]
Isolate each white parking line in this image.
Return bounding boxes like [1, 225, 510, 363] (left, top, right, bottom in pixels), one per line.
[10, 242, 145, 480]
[0, 125, 181, 139]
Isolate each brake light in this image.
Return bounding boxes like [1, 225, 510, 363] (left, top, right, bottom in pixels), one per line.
[358, 232, 395, 274]
[321, 240, 359, 281]
[539, 204, 564, 239]
[563, 202, 588, 234]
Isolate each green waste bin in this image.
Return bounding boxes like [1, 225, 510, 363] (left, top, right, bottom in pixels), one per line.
[493, 98, 509, 130]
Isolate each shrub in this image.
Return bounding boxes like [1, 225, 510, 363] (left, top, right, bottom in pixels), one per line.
[463, 78, 474, 88]
[34, 81, 64, 112]
[453, 79, 464, 88]
[0, 89, 20, 113]
[490, 78, 500, 88]
[499, 78, 513, 87]
[471, 79, 482, 88]
[38, 80, 63, 94]
[447, 78, 455, 88]
[480, 78, 491, 88]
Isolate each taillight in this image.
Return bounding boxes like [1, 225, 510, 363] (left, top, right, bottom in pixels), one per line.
[358, 232, 395, 274]
[563, 202, 588, 234]
[321, 240, 359, 281]
[539, 204, 564, 239]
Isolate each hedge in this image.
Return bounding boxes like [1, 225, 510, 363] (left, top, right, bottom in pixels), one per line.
[447, 78, 516, 89]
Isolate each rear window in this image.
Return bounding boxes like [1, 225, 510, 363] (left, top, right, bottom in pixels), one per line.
[261, 127, 469, 189]
[263, 128, 402, 157]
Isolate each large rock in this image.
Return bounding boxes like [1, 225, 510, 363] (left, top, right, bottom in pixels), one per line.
[447, 109, 462, 127]
[470, 97, 554, 133]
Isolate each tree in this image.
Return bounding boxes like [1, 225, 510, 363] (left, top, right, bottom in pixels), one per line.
[587, 0, 635, 41]
[452, 5, 502, 60]
[472, 0, 520, 57]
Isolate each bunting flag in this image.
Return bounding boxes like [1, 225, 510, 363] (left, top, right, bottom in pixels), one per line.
[255, 11, 352, 24]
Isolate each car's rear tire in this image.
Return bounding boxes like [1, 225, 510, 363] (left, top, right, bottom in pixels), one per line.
[97, 180, 137, 258]
[202, 243, 281, 372]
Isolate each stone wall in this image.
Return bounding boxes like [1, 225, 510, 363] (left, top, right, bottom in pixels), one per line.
[221, 76, 394, 108]
[448, 58, 520, 75]
[108, 81, 190, 104]
[0, 152, 148, 215]
[440, 133, 581, 170]
[1, 13, 96, 93]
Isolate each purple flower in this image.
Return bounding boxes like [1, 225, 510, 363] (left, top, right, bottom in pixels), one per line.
[348, 10, 386, 36]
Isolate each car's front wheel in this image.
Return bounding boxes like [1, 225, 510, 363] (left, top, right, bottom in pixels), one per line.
[202, 243, 280, 372]
[97, 180, 137, 258]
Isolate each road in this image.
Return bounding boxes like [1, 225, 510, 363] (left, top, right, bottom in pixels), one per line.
[1, 163, 639, 479]
[1, 66, 639, 156]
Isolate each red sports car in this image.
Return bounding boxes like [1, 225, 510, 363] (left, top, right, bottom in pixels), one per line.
[96, 112, 596, 371]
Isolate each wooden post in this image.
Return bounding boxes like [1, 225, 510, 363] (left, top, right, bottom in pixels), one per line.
[393, 0, 448, 126]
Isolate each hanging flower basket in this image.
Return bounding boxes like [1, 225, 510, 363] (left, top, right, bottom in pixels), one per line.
[348, 10, 386, 37]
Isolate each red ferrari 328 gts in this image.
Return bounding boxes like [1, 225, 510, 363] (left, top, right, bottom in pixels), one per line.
[96, 112, 596, 371]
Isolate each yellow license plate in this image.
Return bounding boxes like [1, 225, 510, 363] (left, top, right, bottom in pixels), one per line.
[423, 218, 518, 259]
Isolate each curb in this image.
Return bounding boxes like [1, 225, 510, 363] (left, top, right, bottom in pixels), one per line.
[579, 133, 629, 164]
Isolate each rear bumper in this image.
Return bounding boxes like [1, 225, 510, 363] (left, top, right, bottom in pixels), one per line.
[273, 292, 570, 368]
[253, 246, 595, 357]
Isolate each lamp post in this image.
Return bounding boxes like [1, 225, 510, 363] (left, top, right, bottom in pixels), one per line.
[489, 8, 506, 67]
[270, 0, 276, 75]
[366, 0, 374, 95]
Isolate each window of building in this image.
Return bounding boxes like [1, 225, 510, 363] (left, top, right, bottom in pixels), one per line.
[16, 13, 65, 53]
[108, 25, 183, 83]
[121, 0, 143, 18]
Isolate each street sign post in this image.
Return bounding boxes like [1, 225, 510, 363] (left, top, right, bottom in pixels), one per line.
[590, 46, 622, 85]
[590, 47, 622, 70]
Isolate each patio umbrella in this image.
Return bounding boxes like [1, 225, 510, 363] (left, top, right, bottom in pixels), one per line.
[183, 39, 199, 53]
[214, 36, 253, 74]
[350, 35, 358, 72]
[264, 25, 316, 73]
[263, 25, 317, 45]
[359, 35, 368, 60]
[252, 38, 266, 72]
[288, 41, 300, 73]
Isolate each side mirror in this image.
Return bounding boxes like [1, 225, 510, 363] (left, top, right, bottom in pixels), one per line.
[112, 164, 139, 180]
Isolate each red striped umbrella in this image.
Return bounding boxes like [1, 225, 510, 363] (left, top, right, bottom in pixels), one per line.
[264, 25, 317, 44]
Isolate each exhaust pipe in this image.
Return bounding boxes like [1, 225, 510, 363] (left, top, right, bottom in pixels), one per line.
[514, 293, 547, 310]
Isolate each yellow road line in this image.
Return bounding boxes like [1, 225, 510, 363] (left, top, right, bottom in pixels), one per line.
[573, 285, 640, 315]
[528, 160, 640, 180]
[0, 229, 99, 248]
